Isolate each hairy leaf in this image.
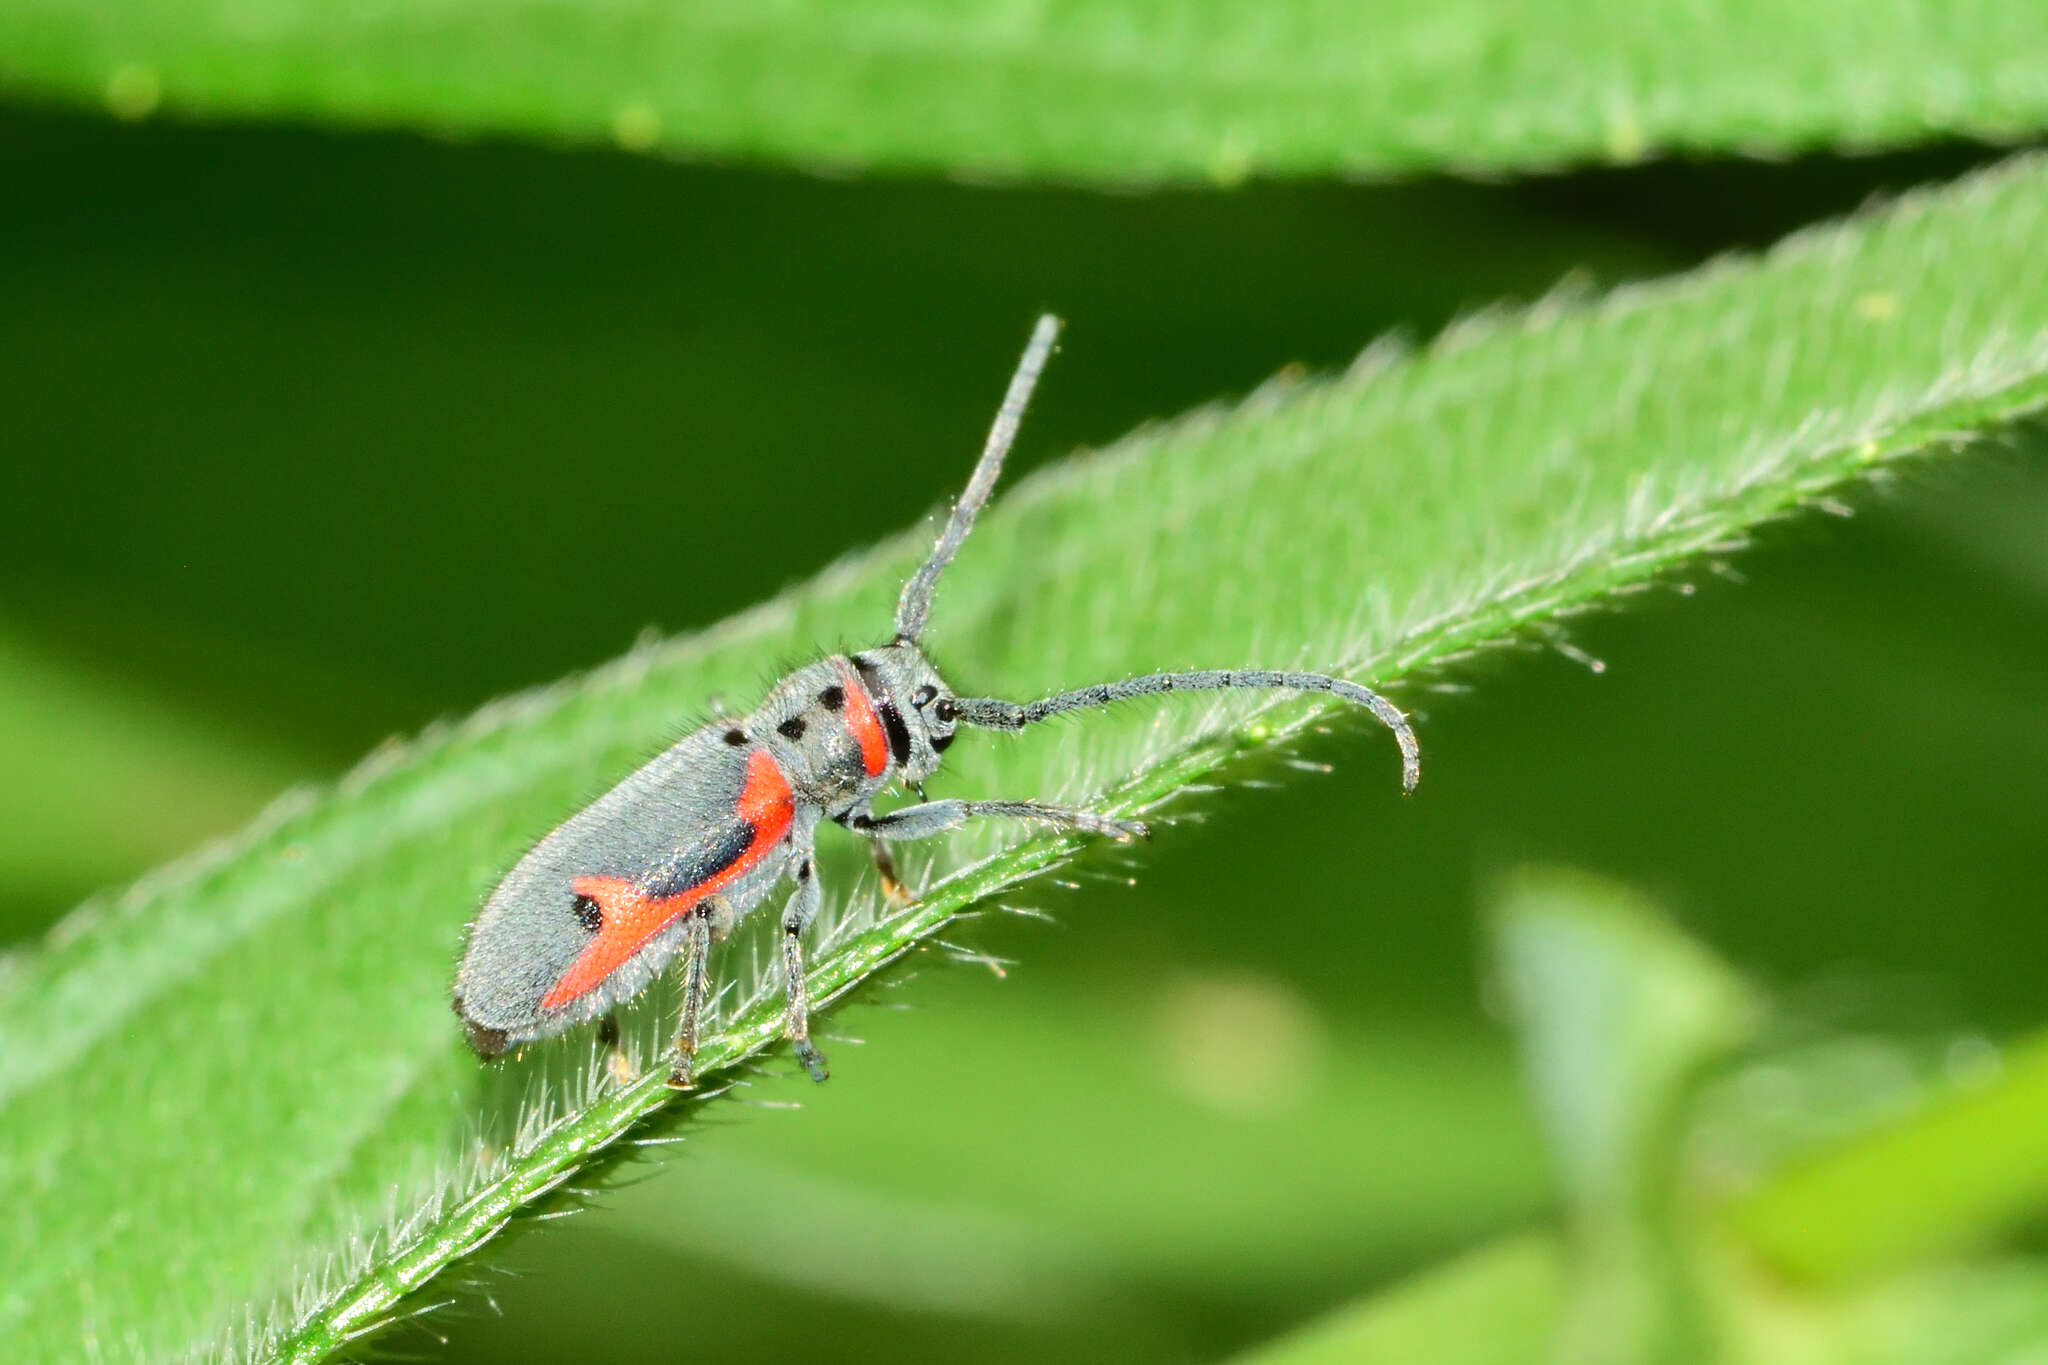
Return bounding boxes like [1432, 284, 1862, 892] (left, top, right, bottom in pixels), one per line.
[6, 153, 2048, 1362]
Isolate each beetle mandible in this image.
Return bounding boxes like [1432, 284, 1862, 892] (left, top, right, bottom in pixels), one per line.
[453, 316, 1420, 1087]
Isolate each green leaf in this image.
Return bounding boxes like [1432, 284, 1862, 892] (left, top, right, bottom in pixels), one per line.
[1225, 873, 2048, 1365]
[8, 152, 2048, 1363]
[1492, 868, 1756, 1365]
[530, 1009, 1545, 1324]
[1765, 1258, 2048, 1365]
[6, 1, 2048, 183]
[1493, 869, 1756, 1215]
[1731, 1031, 2048, 1282]
[0, 619, 302, 932]
[1219, 1237, 2048, 1365]
[1225, 1236, 1564, 1365]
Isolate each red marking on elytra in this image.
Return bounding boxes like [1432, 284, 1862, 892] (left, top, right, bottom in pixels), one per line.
[541, 750, 794, 1010]
[840, 661, 889, 778]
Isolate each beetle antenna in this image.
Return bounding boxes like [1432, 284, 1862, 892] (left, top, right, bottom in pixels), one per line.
[952, 669, 1422, 793]
[894, 314, 1062, 644]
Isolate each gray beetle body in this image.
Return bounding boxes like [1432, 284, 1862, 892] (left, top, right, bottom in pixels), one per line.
[454, 318, 1419, 1086]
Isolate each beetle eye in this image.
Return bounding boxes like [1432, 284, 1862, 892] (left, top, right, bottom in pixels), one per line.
[911, 684, 939, 709]
[934, 698, 957, 724]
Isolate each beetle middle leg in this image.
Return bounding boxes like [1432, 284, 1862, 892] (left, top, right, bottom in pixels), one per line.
[665, 906, 716, 1090]
[852, 798, 1148, 845]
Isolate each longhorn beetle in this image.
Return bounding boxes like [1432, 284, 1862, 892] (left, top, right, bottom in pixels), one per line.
[454, 316, 1421, 1087]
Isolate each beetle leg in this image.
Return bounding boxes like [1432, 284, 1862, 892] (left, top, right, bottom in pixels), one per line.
[842, 799, 917, 902]
[868, 840, 915, 905]
[597, 1011, 637, 1086]
[852, 798, 1148, 844]
[779, 855, 828, 1082]
[665, 907, 715, 1090]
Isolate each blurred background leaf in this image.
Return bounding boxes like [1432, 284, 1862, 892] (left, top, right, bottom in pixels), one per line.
[1228, 1237, 1565, 1365]
[1221, 871, 2048, 1365]
[1733, 1032, 2048, 1283]
[0, 618, 300, 912]
[5, 0, 2048, 181]
[1493, 868, 1755, 1365]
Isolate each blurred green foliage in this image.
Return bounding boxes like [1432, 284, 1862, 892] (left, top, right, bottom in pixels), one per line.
[2, 17, 2047, 1358]
[7, 0, 2048, 179]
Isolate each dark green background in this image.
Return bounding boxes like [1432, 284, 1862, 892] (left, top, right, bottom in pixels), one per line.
[4, 108, 2043, 1360]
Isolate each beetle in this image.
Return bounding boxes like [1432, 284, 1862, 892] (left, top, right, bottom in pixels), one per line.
[453, 315, 1420, 1087]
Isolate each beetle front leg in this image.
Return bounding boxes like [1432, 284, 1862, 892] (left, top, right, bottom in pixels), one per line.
[851, 798, 1148, 844]
[779, 855, 829, 1083]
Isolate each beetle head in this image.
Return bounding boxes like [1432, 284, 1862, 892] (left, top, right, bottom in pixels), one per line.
[854, 643, 959, 785]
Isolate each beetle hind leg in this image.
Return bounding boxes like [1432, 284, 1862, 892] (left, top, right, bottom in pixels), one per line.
[779, 855, 829, 1083]
[782, 930, 828, 1083]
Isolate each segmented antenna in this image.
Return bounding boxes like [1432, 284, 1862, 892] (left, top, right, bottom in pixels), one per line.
[894, 314, 1062, 643]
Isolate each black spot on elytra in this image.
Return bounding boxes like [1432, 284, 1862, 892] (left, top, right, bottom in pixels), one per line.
[722, 728, 747, 746]
[818, 684, 845, 711]
[778, 717, 807, 740]
[571, 893, 603, 933]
